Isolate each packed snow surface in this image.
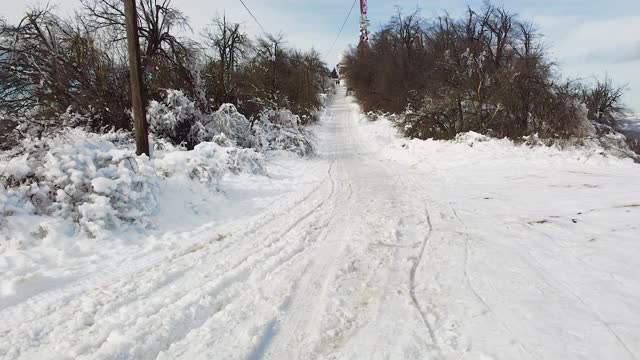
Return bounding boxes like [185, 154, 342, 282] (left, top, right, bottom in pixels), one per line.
[1, 90, 640, 359]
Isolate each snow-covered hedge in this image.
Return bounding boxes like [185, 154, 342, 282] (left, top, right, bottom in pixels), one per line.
[0, 128, 265, 238]
[147, 90, 313, 155]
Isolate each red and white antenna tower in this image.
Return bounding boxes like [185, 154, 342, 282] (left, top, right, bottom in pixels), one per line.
[359, 0, 369, 46]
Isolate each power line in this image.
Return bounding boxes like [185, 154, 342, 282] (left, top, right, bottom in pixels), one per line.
[237, 0, 267, 33]
[323, 0, 357, 63]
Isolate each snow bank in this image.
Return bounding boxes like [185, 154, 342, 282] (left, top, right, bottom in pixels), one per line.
[353, 105, 639, 165]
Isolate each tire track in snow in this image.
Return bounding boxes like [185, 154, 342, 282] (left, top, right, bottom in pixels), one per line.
[344, 104, 442, 351]
[408, 208, 440, 349]
[254, 184, 355, 359]
[460, 231, 537, 359]
[137, 132, 343, 359]
[127, 159, 338, 354]
[0, 162, 340, 358]
[435, 195, 538, 358]
[165, 148, 345, 359]
[0, 160, 333, 329]
[58, 161, 339, 359]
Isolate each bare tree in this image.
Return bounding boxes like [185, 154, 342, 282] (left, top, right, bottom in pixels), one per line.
[253, 33, 287, 96]
[0, 7, 131, 130]
[202, 15, 248, 107]
[581, 76, 627, 125]
[80, 0, 198, 101]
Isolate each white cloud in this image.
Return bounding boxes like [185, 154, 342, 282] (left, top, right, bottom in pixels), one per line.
[530, 15, 640, 111]
[549, 16, 640, 62]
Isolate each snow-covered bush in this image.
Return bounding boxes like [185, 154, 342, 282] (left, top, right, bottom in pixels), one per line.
[209, 104, 254, 148]
[0, 127, 267, 238]
[252, 109, 314, 156]
[147, 90, 203, 148]
[572, 120, 639, 162]
[147, 90, 314, 156]
[516, 109, 640, 162]
[147, 91, 255, 149]
[155, 140, 265, 189]
[0, 90, 314, 241]
[0, 129, 159, 237]
[454, 131, 492, 147]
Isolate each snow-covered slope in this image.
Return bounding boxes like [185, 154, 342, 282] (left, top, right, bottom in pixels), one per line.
[1, 90, 639, 359]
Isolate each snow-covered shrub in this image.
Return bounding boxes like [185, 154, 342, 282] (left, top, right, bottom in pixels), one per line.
[147, 90, 206, 149]
[147, 90, 315, 157]
[519, 123, 640, 162]
[209, 104, 254, 148]
[364, 111, 401, 123]
[364, 111, 381, 121]
[0, 127, 268, 238]
[0, 129, 159, 237]
[148, 90, 256, 149]
[252, 109, 314, 156]
[580, 121, 640, 162]
[455, 132, 491, 147]
[155, 141, 265, 190]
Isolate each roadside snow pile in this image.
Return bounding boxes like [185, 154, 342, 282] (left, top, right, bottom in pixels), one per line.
[0, 128, 265, 242]
[147, 90, 313, 155]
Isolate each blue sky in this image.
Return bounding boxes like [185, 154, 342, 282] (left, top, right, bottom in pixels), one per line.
[3, 0, 640, 111]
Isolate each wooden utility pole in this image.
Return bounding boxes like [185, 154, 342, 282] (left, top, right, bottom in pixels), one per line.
[124, 0, 150, 156]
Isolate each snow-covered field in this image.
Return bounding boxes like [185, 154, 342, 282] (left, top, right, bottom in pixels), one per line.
[1, 90, 639, 359]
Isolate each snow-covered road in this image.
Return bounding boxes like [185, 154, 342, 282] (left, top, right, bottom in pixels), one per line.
[2, 91, 640, 359]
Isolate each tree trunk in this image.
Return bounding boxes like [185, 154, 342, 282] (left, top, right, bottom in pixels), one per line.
[124, 0, 150, 156]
